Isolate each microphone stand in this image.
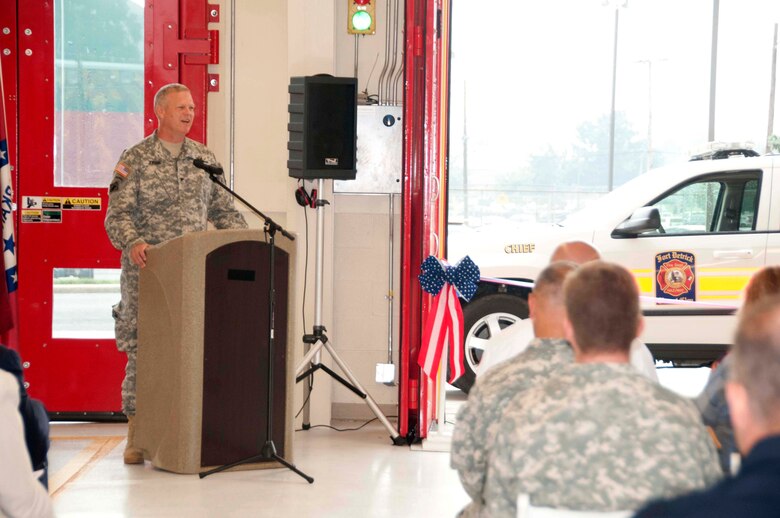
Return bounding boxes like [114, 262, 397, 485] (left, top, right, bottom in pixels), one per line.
[197, 169, 312, 483]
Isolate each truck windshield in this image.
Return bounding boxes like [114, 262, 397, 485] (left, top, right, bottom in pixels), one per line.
[559, 171, 662, 226]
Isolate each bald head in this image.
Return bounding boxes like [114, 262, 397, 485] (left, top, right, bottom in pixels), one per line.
[550, 241, 600, 265]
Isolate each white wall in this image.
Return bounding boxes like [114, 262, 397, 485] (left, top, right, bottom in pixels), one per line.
[331, 0, 404, 418]
[207, 0, 403, 424]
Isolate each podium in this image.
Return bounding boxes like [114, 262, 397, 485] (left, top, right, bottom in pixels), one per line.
[134, 229, 296, 474]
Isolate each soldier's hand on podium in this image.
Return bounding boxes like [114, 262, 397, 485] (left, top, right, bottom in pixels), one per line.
[130, 242, 150, 268]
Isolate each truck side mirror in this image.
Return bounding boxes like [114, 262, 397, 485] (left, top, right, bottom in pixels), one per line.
[612, 206, 662, 237]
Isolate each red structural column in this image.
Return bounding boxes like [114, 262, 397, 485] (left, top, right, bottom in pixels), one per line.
[399, 0, 449, 439]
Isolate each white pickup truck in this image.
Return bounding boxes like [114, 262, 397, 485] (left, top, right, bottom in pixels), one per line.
[449, 146, 779, 392]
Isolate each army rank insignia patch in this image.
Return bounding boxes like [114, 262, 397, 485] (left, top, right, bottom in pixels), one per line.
[655, 251, 696, 302]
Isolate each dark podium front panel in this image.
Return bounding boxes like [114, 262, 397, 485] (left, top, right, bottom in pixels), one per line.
[201, 241, 288, 466]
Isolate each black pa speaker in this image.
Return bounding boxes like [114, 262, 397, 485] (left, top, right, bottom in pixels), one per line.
[287, 75, 357, 180]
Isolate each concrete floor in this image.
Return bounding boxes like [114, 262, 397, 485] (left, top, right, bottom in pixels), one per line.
[49, 419, 470, 518]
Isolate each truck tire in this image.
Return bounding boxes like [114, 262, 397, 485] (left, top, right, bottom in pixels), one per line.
[450, 293, 529, 393]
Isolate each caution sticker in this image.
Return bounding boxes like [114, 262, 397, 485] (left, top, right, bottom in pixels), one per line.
[21, 209, 42, 223]
[23, 196, 61, 210]
[63, 197, 101, 210]
[655, 251, 696, 303]
[21, 205, 62, 223]
[42, 197, 62, 209]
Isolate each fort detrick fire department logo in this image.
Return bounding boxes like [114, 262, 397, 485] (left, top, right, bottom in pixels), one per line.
[655, 251, 696, 302]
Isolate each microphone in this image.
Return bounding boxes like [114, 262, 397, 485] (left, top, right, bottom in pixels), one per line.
[193, 158, 224, 176]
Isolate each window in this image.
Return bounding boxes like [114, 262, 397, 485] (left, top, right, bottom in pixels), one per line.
[648, 173, 761, 235]
[739, 179, 759, 231]
[52, 268, 120, 338]
[54, 0, 144, 187]
[448, 0, 779, 241]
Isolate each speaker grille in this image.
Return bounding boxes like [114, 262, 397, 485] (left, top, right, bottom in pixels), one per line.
[288, 76, 357, 180]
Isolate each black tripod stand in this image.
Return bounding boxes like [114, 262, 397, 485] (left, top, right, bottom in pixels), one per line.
[197, 166, 313, 483]
[295, 179, 404, 445]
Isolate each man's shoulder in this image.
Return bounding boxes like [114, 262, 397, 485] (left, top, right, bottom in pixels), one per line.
[119, 134, 162, 164]
[184, 138, 214, 158]
[477, 340, 569, 398]
[635, 479, 780, 518]
[0, 345, 22, 373]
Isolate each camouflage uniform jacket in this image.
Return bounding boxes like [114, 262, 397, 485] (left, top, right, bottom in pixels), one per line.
[451, 338, 573, 517]
[482, 362, 722, 518]
[105, 131, 247, 252]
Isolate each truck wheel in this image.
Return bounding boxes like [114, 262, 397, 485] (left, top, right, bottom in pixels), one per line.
[450, 294, 529, 393]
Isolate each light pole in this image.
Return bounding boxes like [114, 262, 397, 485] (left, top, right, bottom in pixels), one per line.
[636, 58, 666, 171]
[708, 0, 720, 142]
[767, 22, 777, 154]
[606, 0, 628, 192]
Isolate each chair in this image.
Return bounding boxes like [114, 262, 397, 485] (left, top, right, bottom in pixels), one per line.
[517, 494, 633, 518]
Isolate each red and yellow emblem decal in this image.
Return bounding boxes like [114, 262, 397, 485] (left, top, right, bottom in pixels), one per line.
[655, 251, 696, 302]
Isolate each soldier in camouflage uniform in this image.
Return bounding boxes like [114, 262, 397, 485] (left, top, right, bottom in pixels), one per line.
[104, 83, 247, 463]
[451, 261, 578, 517]
[482, 262, 721, 517]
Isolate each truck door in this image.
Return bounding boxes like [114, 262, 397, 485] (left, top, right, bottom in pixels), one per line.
[595, 168, 770, 362]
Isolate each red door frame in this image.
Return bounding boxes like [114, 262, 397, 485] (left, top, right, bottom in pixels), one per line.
[399, 0, 450, 439]
[8, 0, 216, 415]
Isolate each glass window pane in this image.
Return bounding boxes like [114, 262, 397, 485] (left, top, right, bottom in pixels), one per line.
[716, 1, 780, 149]
[54, 0, 144, 188]
[616, 0, 712, 175]
[740, 179, 759, 231]
[652, 181, 721, 234]
[448, 0, 778, 244]
[53, 268, 120, 339]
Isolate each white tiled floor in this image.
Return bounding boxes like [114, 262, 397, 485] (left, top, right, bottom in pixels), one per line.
[47, 367, 710, 517]
[49, 419, 470, 517]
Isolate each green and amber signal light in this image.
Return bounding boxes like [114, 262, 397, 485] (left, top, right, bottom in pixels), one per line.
[348, 0, 376, 35]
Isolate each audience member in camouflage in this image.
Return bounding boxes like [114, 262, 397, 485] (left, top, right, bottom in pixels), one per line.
[483, 362, 721, 516]
[481, 262, 721, 517]
[105, 83, 247, 463]
[635, 295, 780, 518]
[452, 338, 572, 516]
[451, 261, 578, 517]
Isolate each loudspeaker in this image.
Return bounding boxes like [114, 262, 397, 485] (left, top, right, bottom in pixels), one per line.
[288, 75, 357, 180]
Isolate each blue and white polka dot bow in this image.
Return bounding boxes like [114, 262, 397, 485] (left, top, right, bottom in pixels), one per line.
[418, 255, 480, 303]
[417, 255, 481, 383]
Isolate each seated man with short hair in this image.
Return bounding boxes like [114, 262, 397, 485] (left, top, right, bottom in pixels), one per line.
[482, 261, 721, 517]
[452, 261, 578, 517]
[634, 295, 780, 517]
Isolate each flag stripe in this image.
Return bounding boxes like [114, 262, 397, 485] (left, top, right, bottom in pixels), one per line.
[418, 285, 467, 383]
[0, 60, 18, 339]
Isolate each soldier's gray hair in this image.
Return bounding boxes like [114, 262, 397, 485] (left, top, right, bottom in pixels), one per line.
[534, 261, 578, 306]
[733, 295, 780, 423]
[154, 83, 190, 111]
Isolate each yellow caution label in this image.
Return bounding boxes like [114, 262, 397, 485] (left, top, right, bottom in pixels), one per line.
[63, 197, 101, 210]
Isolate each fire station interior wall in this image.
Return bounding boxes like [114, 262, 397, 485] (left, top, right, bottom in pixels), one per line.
[205, 1, 401, 426]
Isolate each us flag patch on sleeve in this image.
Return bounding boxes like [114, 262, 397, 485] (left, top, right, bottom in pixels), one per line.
[114, 162, 130, 178]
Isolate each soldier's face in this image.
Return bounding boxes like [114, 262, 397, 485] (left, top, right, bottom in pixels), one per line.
[157, 91, 195, 140]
